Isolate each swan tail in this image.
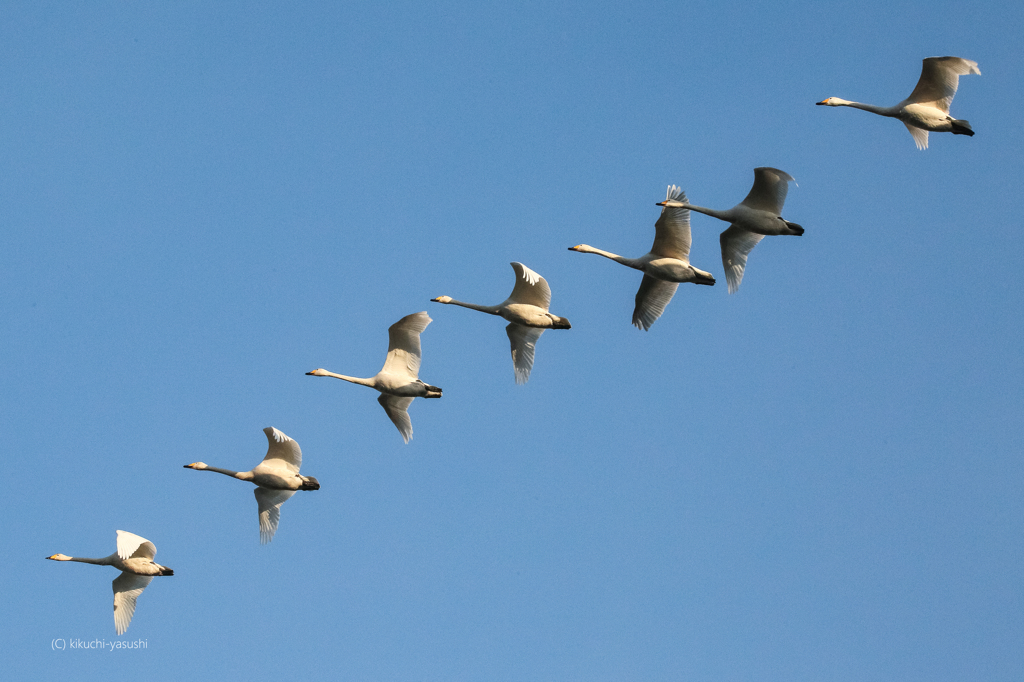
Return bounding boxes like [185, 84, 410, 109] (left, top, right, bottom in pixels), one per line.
[423, 384, 442, 397]
[300, 476, 321, 491]
[157, 565, 174, 576]
[785, 221, 805, 235]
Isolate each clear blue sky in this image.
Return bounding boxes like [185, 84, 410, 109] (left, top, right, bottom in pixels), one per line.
[4, 1, 1022, 680]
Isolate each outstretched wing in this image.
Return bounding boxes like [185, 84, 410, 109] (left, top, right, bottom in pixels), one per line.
[508, 262, 552, 310]
[381, 312, 431, 379]
[739, 167, 795, 214]
[651, 185, 691, 260]
[254, 488, 297, 544]
[112, 572, 153, 635]
[906, 56, 980, 113]
[260, 426, 301, 473]
[506, 323, 545, 384]
[632, 276, 679, 331]
[903, 121, 930, 150]
[720, 226, 765, 294]
[378, 393, 415, 443]
[116, 530, 156, 561]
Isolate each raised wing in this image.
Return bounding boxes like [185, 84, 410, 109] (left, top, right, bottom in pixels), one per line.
[255, 488, 297, 544]
[506, 323, 545, 384]
[651, 185, 691, 260]
[112, 572, 153, 635]
[381, 312, 431, 379]
[632, 276, 679, 331]
[739, 167, 795, 214]
[378, 394, 415, 443]
[508, 262, 552, 310]
[903, 121, 930, 150]
[720, 226, 765, 294]
[260, 426, 301, 473]
[906, 56, 980, 113]
[116, 530, 156, 561]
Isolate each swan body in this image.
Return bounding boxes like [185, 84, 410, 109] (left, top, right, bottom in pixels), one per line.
[184, 427, 320, 543]
[569, 185, 715, 330]
[47, 530, 173, 635]
[431, 262, 570, 384]
[659, 168, 802, 294]
[306, 311, 441, 443]
[817, 56, 980, 149]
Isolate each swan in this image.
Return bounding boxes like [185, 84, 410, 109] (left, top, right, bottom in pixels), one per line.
[47, 530, 173, 635]
[184, 427, 320, 543]
[658, 167, 802, 294]
[307, 311, 441, 443]
[431, 262, 571, 384]
[569, 185, 715, 330]
[817, 56, 980, 150]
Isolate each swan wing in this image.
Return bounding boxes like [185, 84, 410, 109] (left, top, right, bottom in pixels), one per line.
[508, 262, 552, 310]
[720, 226, 765, 294]
[632, 276, 679, 331]
[651, 185, 691, 260]
[381, 311, 431, 379]
[739, 167, 794, 214]
[255, 488, 297, 544]
[378, 393, 415, 443]
[112, 572, 152, 635]
[906, 56, 980, 113]
[116, 530, 156, 561]
[506, 323, 545, 384]
[260, 426, 301, 473]
[903, 121, 930, 150]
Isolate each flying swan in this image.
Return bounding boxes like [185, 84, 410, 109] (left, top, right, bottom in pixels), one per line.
[184, 427, 320, 543]
[431, 262, 571, 384]
[817, 56, 980, 150]
[569, 185, 715, 330]
[47, 530, 173, 635]
[307, 312, 441, 443]
[658, 168, 803, 294]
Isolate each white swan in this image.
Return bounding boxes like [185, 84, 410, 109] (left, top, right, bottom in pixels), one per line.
[817, 56, 980, 150]
[47, 530, 173, 635]
[184, 427, 320, 543]
[307, 312, 441, 442]
[431, 262, 571, 384]
[658, 168, 802, 294]
[569, 185, 715, 330]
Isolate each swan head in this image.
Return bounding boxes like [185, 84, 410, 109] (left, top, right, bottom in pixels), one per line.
[47, 554, 72, 561]
[656, 200, 686, 208]
[305, 368, 331, 377]
[430, 296, 452, 304]
[183, 462, 208, 470]
[816, 97, 849, 106]
[568, 244, 590, 252]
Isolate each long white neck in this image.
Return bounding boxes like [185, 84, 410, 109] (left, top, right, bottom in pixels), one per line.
[570, 245, 642, 270]
[682, 203, 734, 222]
[437, 299, 501, 315]
[70, 555, 117, 566]
[307, 370, 376, 387]
[837, 99, 898, 117]
[206, 465, 253, 481]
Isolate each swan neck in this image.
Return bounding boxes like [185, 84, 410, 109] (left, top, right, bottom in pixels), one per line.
[321, 372, 376, 387]
[69, 555, 115, 566]
[845, 100, 896, 116]
[684, 204, 730, 221]
[445, 299, 501, 315]
[579, 246, 639, 268]
[204, 465, 250, 480]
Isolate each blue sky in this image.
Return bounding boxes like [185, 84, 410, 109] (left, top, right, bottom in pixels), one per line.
[4, 1, 1022, 680]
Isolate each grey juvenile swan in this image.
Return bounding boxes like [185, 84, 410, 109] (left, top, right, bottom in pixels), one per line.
[184, 427, 320, 543]
[569, 185, 715, 330]
[431, 262, 571, 384]
[307, 312, 441, 443]
[47, 530, 173, 635]
[659, 168, 802, 294]
[817, 56, 980, 150]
